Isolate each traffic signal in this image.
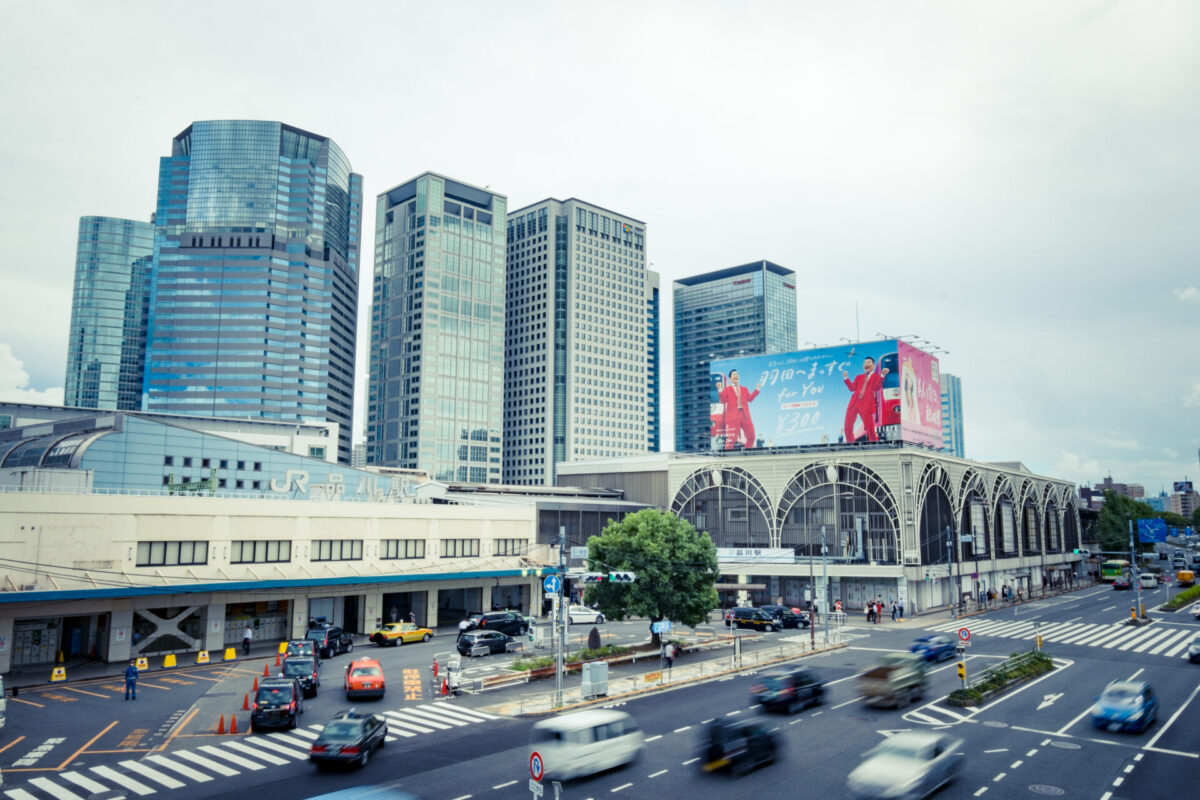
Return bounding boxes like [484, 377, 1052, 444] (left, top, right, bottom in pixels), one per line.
[956, 661, 965, 680]
[608, 571, 636, 583]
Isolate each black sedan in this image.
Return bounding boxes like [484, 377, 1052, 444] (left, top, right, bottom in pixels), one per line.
[700, 718, 777, 776]
[759, 605, 809, 628]
[309, 710, 388, 769]
[281, 656, 320, 697]
[457, 630, 515, 656]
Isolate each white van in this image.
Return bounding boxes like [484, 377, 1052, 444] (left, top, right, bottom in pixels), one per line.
[1138, 573, 1158, 589]
[529, 709, 643, 781]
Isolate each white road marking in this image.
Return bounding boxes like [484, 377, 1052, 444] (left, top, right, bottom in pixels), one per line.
[236, 737, 308, 760]
[145, 754, 213, 782]
[27, 779, 85, 800]
[983, 749, 1007, 754]
[4, 789, 42, 800]
[993, 772, 1006, 781]
[1010, 760, 1023, 768]
[219, 740, 288, 765]
[649, 769, 668, 778]
[645, 735, 662, 742]
[175, 750, 240, 776]
[673, 726, 691, 733]
[682, 757, 699, 765]
[974, 788, 988, 797]
[610, 783, 633, 792]
[58, 772, 111, 795]
[492, 781, 517, 789]
[1145, 679, 1200, 749]
[119, 760, 186, 789]
[88, 764, 154, 795]
[832, 697, 862, 709]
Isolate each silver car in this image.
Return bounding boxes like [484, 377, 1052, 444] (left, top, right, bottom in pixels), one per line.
[847, 731, 963, 800]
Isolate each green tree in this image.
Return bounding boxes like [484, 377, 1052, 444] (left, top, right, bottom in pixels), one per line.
[1159, 511, 1188, 529]
[582, 508, 719, 646]
[1192, 507, 1200, 530]
[1096, 490, 1156, 554]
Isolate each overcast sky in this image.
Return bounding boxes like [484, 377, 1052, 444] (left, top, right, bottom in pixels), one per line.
[1, 1, 1196, 493]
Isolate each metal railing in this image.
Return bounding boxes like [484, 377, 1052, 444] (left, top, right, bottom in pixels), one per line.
[967, 650, 1042, 691]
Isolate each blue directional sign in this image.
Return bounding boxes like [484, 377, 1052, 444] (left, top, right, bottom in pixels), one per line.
[1137, 518, 1167, 543]
[543, 575, 561, 594]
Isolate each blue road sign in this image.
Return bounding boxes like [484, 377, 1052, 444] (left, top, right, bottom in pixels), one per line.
[1137, 518, 1167, 543]
[543, 575, 561, 594]
[651, 621, 671, 634]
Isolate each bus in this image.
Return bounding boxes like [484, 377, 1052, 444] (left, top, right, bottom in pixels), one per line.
[1099, 559, 1130, 582]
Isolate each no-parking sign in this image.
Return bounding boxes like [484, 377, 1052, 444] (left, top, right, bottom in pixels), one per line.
[958, 627, 971, 642]
[530, 751, 544, 781]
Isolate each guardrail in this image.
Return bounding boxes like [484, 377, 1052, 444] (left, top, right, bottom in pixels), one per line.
[967, 650, 1041, 691]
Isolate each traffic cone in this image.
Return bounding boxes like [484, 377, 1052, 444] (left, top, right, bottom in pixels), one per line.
[433, 659, 438, 678]
[441, 677, 448, 696]
[275, 652, 281, 667]
[253, 677, 259, 692]
[217, 714, 225, 734]
[230, 714, 238, 734]
[262, 663, 270, 677]
[242, 692, 249, 710]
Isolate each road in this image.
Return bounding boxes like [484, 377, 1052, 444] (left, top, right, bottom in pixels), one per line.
[2, 585, 1197, 799]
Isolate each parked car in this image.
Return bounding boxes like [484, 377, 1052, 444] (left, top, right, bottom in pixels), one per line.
[910, 634, 956, 663]
[464, 610, 529, 637]
[307, 626, 354, 658]
[344, 657, 386, 700]
[1091, 680, 1158, 733]
[530, 709, 643, 781]
[857, 653, 926, 708]
[752, 665, 824, 713]
[726, 606, 777, 632]
[759, 604, 808, 629]
[567, 605, 605, 625]
[370, 622, 433, 647]
[846, 731, 963, 799]
[457, 630, 515, 657]
[286, 639, 320, 665]
[281, 656, 320, 697]
[309, 710, 388, 770]
[1112, 577, 1132, 590]
[699, 718, 777, 776]
[251, 678, 303, 732]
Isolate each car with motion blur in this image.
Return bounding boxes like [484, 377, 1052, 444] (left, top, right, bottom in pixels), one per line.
[281, 656, 320, 697]
[286, 639, 320, 665]
[309, 709, 388, 770]
[344, 657, 386, 700]
[567, 605, 605, 625]
[1188, 633, 1200, 663]
[1112, 576, 1132, 590]
[457, 629, 515, 657]
[910, 635, 956, 663]
[858, 653, 926, 708]
[370, 622, 433, 647]
[464, 610, 529, 637]
[726, 606, 778, 632]
[752, 665, 824, 713]
[1091, 680, 1158, 733]
[251, 678, 303, 732]
[307, 625, 354, 659]
[699, 718, 777, 776]
[1138, 573, 1158, 589]
[530, 709, 643, 781]
[759, 604, 808, 628]
[846, 731, 963, 800]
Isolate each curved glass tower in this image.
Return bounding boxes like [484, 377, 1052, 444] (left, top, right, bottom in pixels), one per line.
[144, 121, 362, 462]
[64, 216, 155, 410]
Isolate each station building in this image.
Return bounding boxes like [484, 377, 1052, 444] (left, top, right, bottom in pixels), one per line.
[557, 445, 1083, 616]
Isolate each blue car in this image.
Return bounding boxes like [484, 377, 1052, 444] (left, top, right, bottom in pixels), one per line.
[910, 635, 956, 663]
[1091, 680, 1157, 733]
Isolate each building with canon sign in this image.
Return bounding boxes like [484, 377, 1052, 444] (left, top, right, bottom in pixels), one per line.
[673, 261, 797, 454]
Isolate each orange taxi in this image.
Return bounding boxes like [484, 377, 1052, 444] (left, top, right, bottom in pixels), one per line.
[370, 621, 434, 647]
[344, 657, 386, 700]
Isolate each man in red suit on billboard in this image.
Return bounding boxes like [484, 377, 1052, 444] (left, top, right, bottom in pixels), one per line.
[842, 357, 889, 443]
[721, 369, 762, 450]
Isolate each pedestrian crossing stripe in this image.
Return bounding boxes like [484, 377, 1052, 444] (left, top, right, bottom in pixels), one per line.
[3, 703, 500, 800]
[923, 618, 1197, 658]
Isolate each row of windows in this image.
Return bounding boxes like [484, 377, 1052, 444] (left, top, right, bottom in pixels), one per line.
[133, 538, 522, 566]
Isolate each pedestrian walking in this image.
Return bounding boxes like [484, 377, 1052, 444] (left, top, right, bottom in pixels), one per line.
[890, 601, 898, 622]
[866, 603, 875, 624]
[409, 611, 417, 625]
[456, 616, 470, 642]
[242, 624, 253, 656]
[875, 600, 883, 624]
[124, 659, 138, 700]
[898, 600, 905, 620]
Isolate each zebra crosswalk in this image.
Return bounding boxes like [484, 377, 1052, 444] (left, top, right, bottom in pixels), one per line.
[4, 702, 499, 800]
[923, 618, 1199, 658]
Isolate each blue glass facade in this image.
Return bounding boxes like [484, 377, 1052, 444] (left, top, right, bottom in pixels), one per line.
[673, 261, 797, 453]
[367, 173, 507, 482]
[143, 121, 362, 463]
[940, 372, 965, 458]
[64, 217, 155, 410]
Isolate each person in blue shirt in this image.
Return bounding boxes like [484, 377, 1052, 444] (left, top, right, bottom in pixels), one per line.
[124, 659, 139, 700]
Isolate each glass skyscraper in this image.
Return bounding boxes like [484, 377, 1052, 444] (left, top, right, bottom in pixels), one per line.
[940, 372, 964, 458]
[673, 261, 797, 453]
[502, 199, 656, 485]
[143, 121, 362, 463]
[366, 173, 506, 482]
[64, 216, 155, 410]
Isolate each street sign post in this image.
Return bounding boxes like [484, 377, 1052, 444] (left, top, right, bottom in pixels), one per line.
[543, 575, 561, 595]
[530, 751, 544, 781]
[957, 627, 971, 643]
[651, 621, 671, 634]
[529, 779, 543, 797]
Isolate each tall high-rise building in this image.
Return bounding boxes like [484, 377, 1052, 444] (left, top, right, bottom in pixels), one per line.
[64, 216, 154, 410]
[646, 271, 661, 452]
[143, 121, 362, 463]
[502, 199, 655, 485]
[673, 261, 797, 453]
[940, 371, 964, 458]
[367, 173, 506, 482]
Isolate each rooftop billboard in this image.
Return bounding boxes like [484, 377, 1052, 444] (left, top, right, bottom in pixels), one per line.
[709, 340, 942, 450]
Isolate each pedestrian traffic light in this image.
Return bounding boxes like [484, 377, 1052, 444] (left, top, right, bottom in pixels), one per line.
[956, 661, 965, 680]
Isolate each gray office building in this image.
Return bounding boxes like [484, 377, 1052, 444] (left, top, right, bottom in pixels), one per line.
[941, 372, 964, 458]
[367, 173, 507, 483]
[64, 216, 154, 410]
[673, 261, 797, 453]
[503, 199, 656, 485]
[143, 121, 362, 463]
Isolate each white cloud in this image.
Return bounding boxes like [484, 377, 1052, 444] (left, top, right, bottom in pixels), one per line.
[1174, 286, 1200, 302]
[0, 344, 63, 406]
[1186, 381, 1200, 408]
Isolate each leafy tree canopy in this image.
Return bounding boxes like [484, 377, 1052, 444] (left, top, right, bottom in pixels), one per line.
[582, 508, 719, 643]
[1096, 490, 1157, 554]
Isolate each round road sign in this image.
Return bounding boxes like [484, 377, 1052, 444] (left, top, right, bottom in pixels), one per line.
[530, 751, 544, 782]
[958, 627, 971, 642]
[542, 575, 561, 594]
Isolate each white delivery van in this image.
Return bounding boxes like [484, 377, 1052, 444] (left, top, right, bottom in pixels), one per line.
[1138, 573, 1158, 589]
[529, 709, 643, 781]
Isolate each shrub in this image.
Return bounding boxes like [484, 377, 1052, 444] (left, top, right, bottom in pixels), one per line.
[1165, 584, 1200, 610]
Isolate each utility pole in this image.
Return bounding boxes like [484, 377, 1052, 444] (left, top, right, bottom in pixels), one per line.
[821, 526, 830, 645]
[1129, 519, 1144, 621]
[947, 525, 957, 619]
[555, 525, 566, 708]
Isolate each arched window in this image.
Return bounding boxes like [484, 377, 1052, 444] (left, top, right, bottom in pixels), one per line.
[778, 462, 899, 564]
[671, 466, 773, 549]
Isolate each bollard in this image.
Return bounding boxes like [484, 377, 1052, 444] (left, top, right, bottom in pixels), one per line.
[196, 650, 210, 664]
[163, 653, 177, 669]
[433, 659, 439, 678]
[49, 666, 67, 683]
[1131, 606, 1136, 620]
[135, 656, 149, 671]
[223, 647, 237, 661]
